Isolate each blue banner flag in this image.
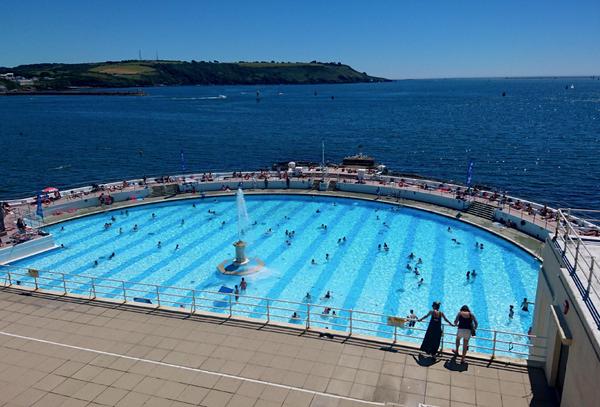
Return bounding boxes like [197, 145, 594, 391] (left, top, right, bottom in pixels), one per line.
[180, 150, 186, 172]
[36, 192, 44, 219]
[466, 161, 474, 187]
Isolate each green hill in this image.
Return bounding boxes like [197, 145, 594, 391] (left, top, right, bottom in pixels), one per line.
[0, 60, 388, 90]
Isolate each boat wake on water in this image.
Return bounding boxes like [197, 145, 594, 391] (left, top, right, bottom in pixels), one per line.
[171, 95, 227, 100]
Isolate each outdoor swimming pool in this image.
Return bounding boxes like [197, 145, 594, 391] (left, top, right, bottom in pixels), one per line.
[7, 194, 540, 354]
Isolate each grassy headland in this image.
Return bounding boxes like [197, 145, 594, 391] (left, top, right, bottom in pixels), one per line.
[0, 60, 388, 90]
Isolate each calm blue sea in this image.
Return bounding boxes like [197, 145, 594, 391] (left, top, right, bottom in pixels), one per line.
[0, 78, 599, 207]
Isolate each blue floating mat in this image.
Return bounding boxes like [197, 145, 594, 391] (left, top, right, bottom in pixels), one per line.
[214, 286, 233, 308]
[133, 297, 152, 304]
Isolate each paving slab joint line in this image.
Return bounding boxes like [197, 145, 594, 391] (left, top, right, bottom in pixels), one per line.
[0, 329, 385, 406]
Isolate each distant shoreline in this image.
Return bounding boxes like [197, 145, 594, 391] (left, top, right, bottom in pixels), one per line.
[0, 90, 146, 96]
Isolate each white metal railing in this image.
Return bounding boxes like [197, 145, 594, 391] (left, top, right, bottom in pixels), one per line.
[553, 209, 600, 329]
[0, 264, 545, 360]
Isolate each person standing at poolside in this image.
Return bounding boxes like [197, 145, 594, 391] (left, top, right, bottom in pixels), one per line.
[454, 305, 478, 364]
[418, 301, 453, 359]
[407, 309, 417, 327]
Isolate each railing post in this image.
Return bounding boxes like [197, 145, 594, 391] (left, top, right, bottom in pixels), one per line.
[266, 299, 270, 323]
[91, 278, 96, 299]
[587, 258, 595, 298]
[122, 281, 127, 302]
[573, 240, 580, 273]
[492, 330, 497, 359]
[191, 290, 196, 314]
[229, 294, 232, 317]
[156, 285, 160, 307]
[306, 303, 311, 329]
[393, 325, 397, 343]
[34, 274, 38, 290]
[441, 325, 445, 352]
[62, 273, 67, 294]
[7, 271, 11, 286]
[349, 310, 353, 336]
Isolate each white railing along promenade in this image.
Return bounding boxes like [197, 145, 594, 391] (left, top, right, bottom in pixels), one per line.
[0, 264, 545, 361]
[553, 209, 600, 330]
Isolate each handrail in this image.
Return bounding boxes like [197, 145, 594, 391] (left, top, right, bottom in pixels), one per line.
[553, 209, 600, 330]
[0, 264, 546, 360]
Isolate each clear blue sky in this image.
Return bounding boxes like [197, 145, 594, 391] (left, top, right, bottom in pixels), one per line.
[2, 0, 599, 78]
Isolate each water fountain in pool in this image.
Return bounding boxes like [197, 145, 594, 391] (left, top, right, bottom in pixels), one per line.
[217, 188, 265, 275]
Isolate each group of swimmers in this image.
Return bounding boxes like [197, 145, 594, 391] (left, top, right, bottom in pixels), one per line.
[406, 253, 425, 286]
[232, 278, 248, 301]
[509, 298, 532, 318]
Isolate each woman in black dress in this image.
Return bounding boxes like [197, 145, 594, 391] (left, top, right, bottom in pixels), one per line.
[418, 301, 454, 359]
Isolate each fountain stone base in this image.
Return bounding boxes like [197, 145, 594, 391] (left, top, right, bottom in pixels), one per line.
[217, 240, 265, 275]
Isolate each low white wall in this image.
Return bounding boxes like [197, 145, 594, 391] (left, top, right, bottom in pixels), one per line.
[494, 211, 550, 241]
[179, 179, 313, 193]
[336, 182, 469, 211]
[0, 235, 56, 265]
[44, 188, 150, 216]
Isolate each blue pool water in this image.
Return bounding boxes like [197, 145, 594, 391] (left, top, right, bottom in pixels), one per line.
[9, 194, 539, 352]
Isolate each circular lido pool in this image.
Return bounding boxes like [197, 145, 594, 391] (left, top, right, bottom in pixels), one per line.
[9, 194, 540, 356]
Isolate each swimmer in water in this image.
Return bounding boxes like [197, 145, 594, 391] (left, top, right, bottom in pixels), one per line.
[192, 203, 196, 208]
[480, 243, 484, 250]
[157, 241, 162, 248]
[509, 305, 514, 319]
[133, 224, 138, 232]
[406, 263, 412, 271]
[61, 226, 65, 231]
[408, 252, 415, 259]
[417, 257, 423, 264]
[325, 253, 329, 261]
[175, 244, 179, 250]
[60, 244, 65, 249]
[324, 290, 331, 299]
[119, 227, 122, 234]
[471, 269, 477, 277]
[181, 219, 185, 226]
[111, 216, 116, 222]
[305, 292, 311, 301]
[311, 259, 316, 265]
[418, 278, 424, 287]
[466, 270, 471, 280]
[152, 213, 156, 219]
[447, 227, 452, 232]
[93, 260, 98, 267]
[109, 252, 115, 259]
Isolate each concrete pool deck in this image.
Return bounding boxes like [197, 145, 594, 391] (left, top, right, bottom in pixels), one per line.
[0, 288, 556, 407]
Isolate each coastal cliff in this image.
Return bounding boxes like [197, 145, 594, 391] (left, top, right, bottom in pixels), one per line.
[0, 60, 389, 90]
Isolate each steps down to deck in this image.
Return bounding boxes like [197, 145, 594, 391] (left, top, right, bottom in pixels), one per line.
[465, 201, 497, 220]
[148, 184, 179, 198]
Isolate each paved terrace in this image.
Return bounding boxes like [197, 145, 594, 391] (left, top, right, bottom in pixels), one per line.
[0, 289, 556, 407]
